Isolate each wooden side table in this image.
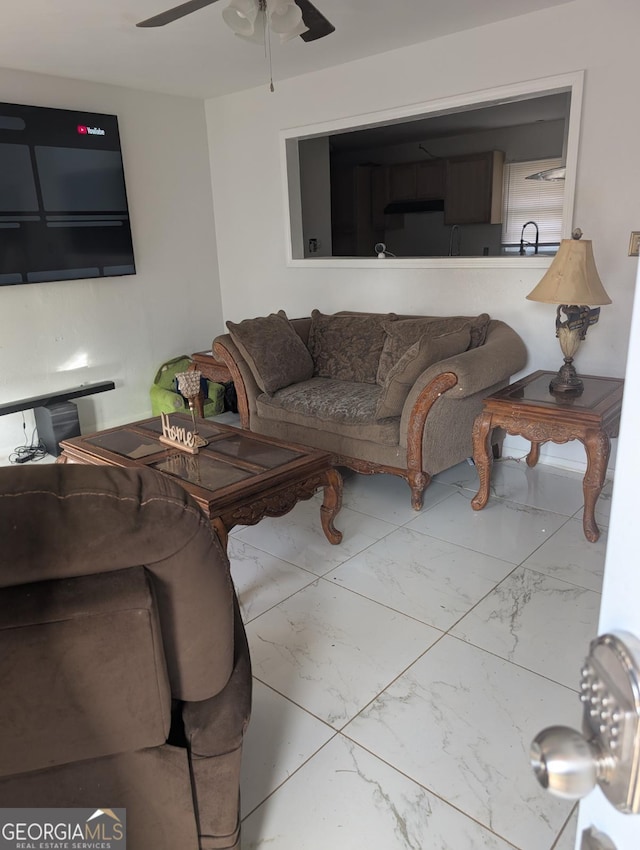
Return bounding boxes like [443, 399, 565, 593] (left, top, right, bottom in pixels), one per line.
[471, 370, 624, 542]
[188, 350, 232, 418]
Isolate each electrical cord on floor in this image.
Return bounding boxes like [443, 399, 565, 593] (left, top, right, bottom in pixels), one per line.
[9, 416, 47, 464]
[466, 453, 529, 467]
[496, 454, 529, 464]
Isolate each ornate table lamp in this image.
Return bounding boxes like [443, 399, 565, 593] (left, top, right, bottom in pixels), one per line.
[526, 228, 611, 395]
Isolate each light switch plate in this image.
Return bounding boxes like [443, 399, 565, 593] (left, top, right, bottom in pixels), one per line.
[628, 231, 640, 256]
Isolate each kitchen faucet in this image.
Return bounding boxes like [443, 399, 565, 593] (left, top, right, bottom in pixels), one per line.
[519, 220, 539, 255]
[448, 225, 462, 256]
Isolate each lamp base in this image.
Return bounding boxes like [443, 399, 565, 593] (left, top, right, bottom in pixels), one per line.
[549, 358, 584, 396]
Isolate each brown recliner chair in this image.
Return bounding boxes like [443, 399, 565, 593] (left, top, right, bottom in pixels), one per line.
[0, 464, 251, 850]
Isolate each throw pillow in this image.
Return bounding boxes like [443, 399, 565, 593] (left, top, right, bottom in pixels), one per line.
[308, 310, 396, 384]
[226, 310, 314, 394]
[376, 313, 490, 384]
[375, 328, 471, 420]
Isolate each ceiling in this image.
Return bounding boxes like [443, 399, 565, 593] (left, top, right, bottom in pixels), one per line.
[1, 0, 574, 100]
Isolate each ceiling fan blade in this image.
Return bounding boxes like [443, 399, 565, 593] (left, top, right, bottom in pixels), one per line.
[136, 0, 221, 28]
[295, 0, 335, 42]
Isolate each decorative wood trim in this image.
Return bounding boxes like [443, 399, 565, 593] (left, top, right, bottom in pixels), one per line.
[332, 454, 408, 481]
[331, 456, 429, 511]
[222, 474, 325, 527]
[213, 340, 250, 429]
[217, 470, 342, 545]
[498, 414, 584, 445]
[406, 372, 458, 507]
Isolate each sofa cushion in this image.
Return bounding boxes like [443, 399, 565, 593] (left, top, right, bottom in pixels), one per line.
[308, 310, 395, 384]
[377, 313, 491, 384]
[227, 310, 314, 394]
[256, 378, 400, 446]
[375, 328, 471, 420]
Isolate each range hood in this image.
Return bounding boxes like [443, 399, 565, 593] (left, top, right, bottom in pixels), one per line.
[384, 198, 445, 215]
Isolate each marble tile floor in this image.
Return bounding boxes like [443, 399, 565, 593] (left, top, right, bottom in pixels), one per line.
[230, 457, 611, 850]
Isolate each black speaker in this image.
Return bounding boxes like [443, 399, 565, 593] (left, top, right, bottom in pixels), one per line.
[34, 401, 81, 456]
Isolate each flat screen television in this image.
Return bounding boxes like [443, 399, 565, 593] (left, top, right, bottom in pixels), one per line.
[0, 101, 136, 286]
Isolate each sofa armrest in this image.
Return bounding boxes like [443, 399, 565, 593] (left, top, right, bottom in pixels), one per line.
[440, 320, 527, 398]
[213, 334, 260, 429]
[401, 320, 527, 417]
[398, 321, 527, 493]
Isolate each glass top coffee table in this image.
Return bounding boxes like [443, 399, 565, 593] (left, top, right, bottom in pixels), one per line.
[58, 413, 342, 548]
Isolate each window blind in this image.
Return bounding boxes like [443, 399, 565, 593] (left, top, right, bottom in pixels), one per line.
[501, 158, 565, 245]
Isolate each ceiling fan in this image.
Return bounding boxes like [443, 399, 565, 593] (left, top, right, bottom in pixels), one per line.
[136, 0, 335, 43]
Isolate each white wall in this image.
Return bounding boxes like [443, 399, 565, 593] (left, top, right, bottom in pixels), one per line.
[0, 68, 223, 458]
[299, 137, 332, 257]
[205, 0, 640, 472]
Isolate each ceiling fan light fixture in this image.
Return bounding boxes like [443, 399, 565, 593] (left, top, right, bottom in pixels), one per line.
[526, 165, 567, 182]
[267, 0, 303, 34]
[222, 0, 260, 37]
[278, 17, 309, 42]
[234, 10, 267, 44]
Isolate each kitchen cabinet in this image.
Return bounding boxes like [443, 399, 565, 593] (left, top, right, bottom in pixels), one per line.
[416, 160, 446, 199]
[329, 150, 504, 255]
[370, 166, 402, 232]
[387, 160, 445, 202]
[384, 153, 502, 224]
[388, 163, 417, 201]
[444, 151, 504, 225]
[371, 166, 389, 231]
[331, 164, 383, 256]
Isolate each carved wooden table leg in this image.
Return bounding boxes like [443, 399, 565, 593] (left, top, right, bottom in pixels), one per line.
[471, 410, 494, 510]
[211, 517, 229, 550]
[581, 429, 610, 543]
[320, 467, 343, 545]
[526, 441, 541, 468]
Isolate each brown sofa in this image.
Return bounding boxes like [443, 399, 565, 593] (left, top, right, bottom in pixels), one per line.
[0, 465, 251, 850]
[214, 310, 527, 508]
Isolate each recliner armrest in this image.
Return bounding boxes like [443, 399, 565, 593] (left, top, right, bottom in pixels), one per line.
[182, 597, 251, 757]
[182, 597, 251, 850]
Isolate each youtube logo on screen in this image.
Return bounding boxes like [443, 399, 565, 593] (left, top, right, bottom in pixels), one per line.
[77, 124, 105, 135]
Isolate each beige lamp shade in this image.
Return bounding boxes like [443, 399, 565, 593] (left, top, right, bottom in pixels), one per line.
[526, 234, 611, 306]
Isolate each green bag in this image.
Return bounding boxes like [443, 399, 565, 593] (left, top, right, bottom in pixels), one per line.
[150, 355, 224, 418]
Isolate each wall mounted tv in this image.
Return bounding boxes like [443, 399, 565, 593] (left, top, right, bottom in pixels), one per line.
[0, 102, 136, 286]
